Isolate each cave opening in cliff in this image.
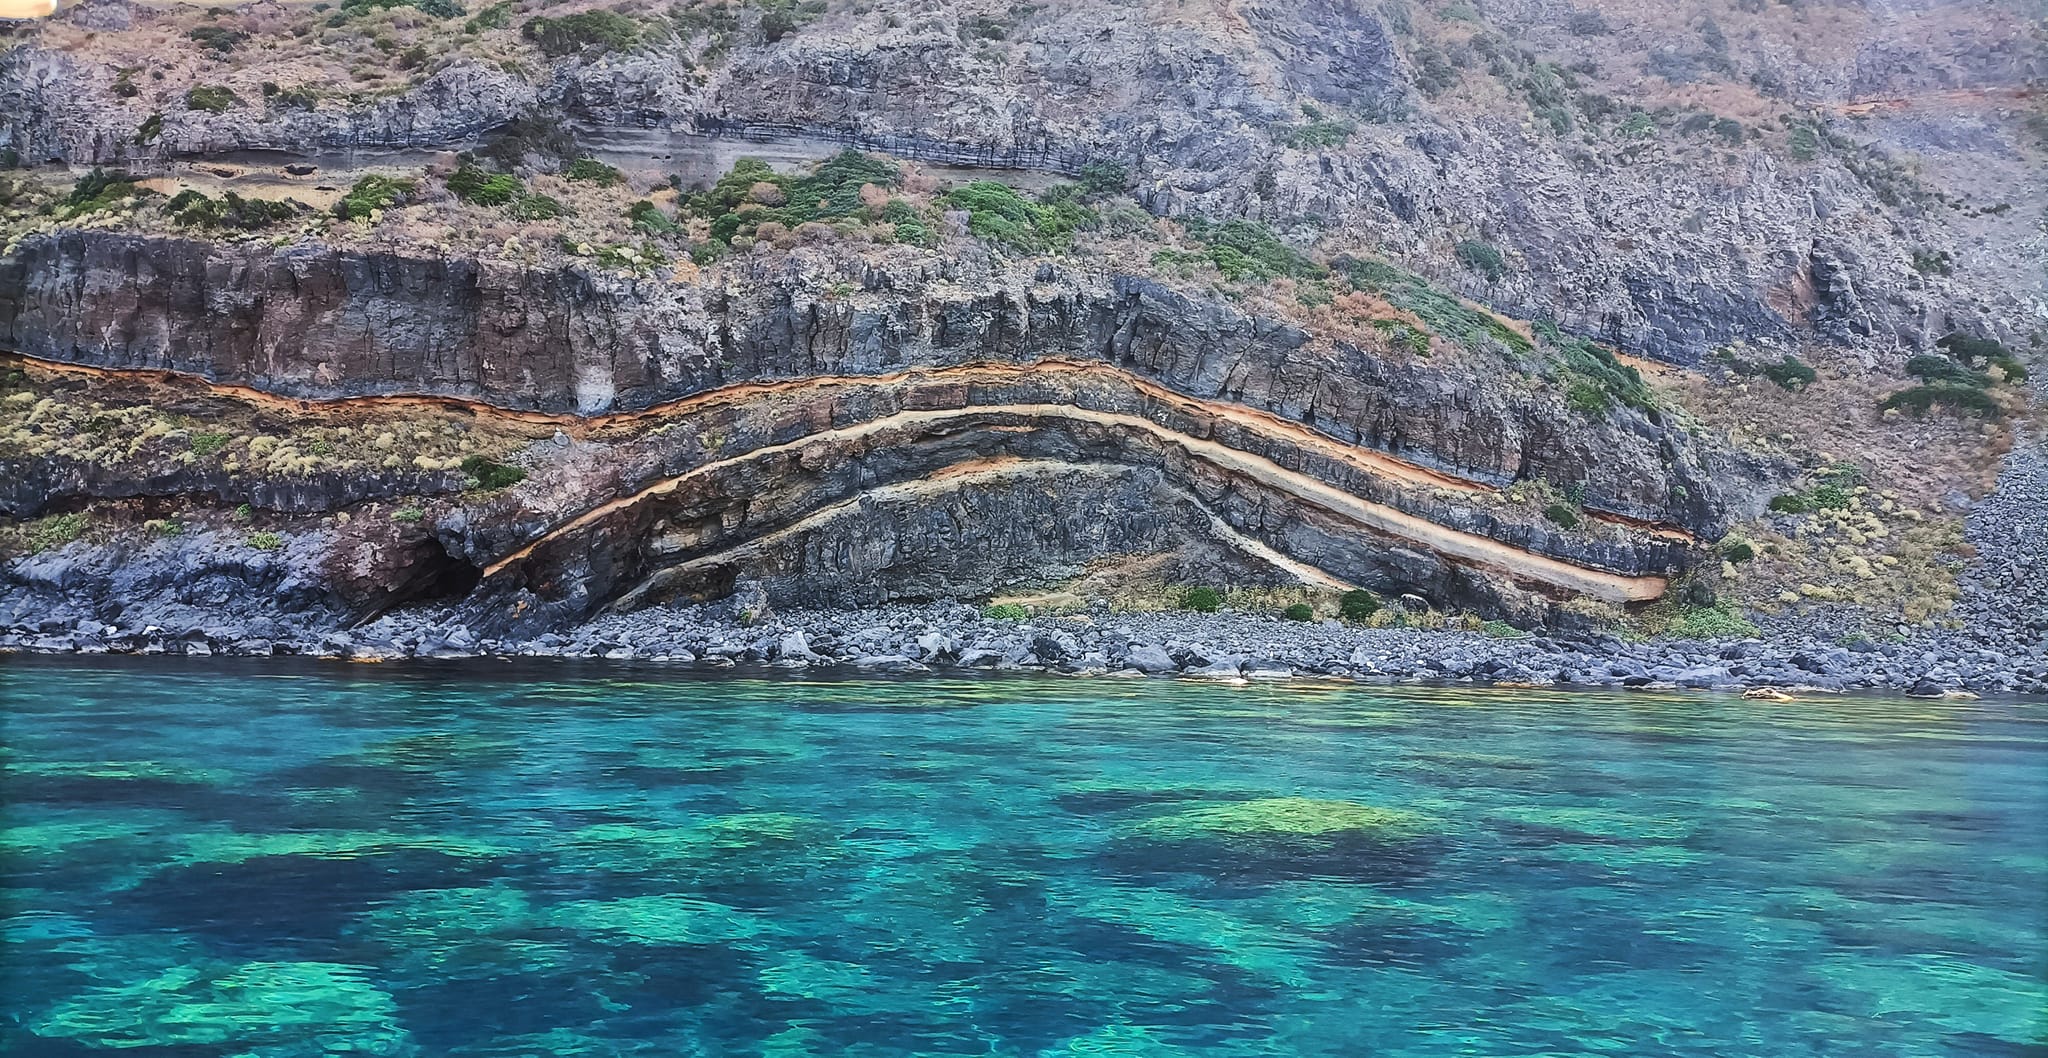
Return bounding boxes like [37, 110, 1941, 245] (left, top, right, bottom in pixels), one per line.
[393, 538, 484, 608]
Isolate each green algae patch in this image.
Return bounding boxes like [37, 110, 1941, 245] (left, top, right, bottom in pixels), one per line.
[758, 953, 876, 1001]
[1047, 1023, 1212, 1056]
[358, 884, 536, 941]
[546, 895, 772, 946]
[31, 960, 414, 1054]
[1816, 953, 2048, 1046]
[3, 758, 231, 785]
[694, 811, 830, 849]
[172, 830, 513, 866]
[1067, 886, 1321, 987]
[357, 885, 574, 979]
[559, 812, 841, 874]
[346, 731, 520, 771]
[1131, 797, 1429, 841]
[1486, 804, 1696, 843]
[0, 817, 165, 857]
[1543, 844, 1708, 869]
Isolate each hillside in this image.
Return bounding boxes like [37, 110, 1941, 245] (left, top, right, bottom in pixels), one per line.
[0, 0, 2040, 665]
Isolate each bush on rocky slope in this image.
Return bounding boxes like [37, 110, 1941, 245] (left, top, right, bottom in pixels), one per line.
[521, 10, 640, 58]
[944, 180, 1096, 254]
[166, 191, 303, 232]
[335, 176, 415, 220]
[693, 152, 904, 245]
[185, 85, 241, 113]
[447, 163, 522, 206]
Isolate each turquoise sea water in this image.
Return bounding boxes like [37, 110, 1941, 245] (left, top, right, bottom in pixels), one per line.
[1, 657, 2044, 1057]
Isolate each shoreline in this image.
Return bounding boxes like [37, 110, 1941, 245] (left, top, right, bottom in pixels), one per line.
[6, 600, 2043, 698]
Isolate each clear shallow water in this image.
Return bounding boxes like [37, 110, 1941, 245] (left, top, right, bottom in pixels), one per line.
[2, 658, 2045, 1058]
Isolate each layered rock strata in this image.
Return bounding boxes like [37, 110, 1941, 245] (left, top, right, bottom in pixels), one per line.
[0, 231, 1724, 632]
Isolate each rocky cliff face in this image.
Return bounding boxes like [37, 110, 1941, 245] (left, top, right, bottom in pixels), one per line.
[0, 230, 1729, 530]
[0, 228, 1731, 632]
[0, 0, 2032, 643]
[3, 0, 2035, 366]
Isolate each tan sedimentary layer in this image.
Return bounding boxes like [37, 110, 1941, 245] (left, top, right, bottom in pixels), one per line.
[481, 405, 1670, 604]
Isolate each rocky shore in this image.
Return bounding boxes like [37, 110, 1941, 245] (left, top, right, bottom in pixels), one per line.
[6, 592, 2043, 698]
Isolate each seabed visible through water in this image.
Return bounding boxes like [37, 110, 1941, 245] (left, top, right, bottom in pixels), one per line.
[2, 655, 2044, 1056]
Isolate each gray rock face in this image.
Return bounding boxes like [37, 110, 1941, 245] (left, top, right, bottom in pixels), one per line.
[6, 0, 2031, 365]
[1124, 643, 1177, 674]
[0, 49, 533, 165]
[0, 232, 1736, 533]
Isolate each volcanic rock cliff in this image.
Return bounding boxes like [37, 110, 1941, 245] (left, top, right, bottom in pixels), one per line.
[0, 230, 1718, 634]
[0, 0, 2037, 648]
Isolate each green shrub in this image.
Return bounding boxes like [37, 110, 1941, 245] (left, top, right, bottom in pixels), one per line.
[1182, 218, 1321, 281]
[1788, 122, 1821, 160]
[565, 157, 622, 185]
[1338, 590, 1380, 621]
[1555, 337, 1655, 415]
[510, 192, 568, 220]
[1664, 604, 1758, 640]
[1182, 586, 1223, 613]
[447, 163, 521, 206]
[392, 506, 425, 524]
[186, 85, 241, 113]
[189, 431, 231, 456]
[335, 175, 413, 220]
[246, 531, 285, 551]
[135, 113, 163, 145]
[626, 199, 677, 234]
[757, 0, 825, 41]
[1760, 354, 1817, 391]
[1278, 106, 1356, 149]
[892, 219, 936, 247]
[1543, 502, 1581, 529]
[1479, 619, 1528, 639]
[1721, 540, 1755, 563]
[592, 241, 666, 272]
[22, 512, 88, 554]
[1904, 354, 1988, 387]
[1768, 484, 1851, 514]
[981, 602, 1029, 621]
[459, 454, 525, 490]
[1910, 248, 1953, 276]
[1345, 258, 1533, 357]
[63, 168, 145, 216]
[1936, 332, 2007, 365]
[696, 151, 901, 244]
[1372, 318, 1432, 357]
[272, 85, 320, 110]
[1455, 239, 1507, 282]
[480, 110, 580, 171]
[167, 190, 301, 231]
[1565, 379, 1610, 415]
[1879, 384, 2001, 417]
[188, 25, 248, 53]
[1931, 333, 2028, 382]
[943, 180, 1097, 254]
[1283, 603, 1314, 622]
[1078, 160, 1127, 196]
[342, 0, 463, 17]
[464, 0, 511, 31]
[522, 10, 639, 57]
